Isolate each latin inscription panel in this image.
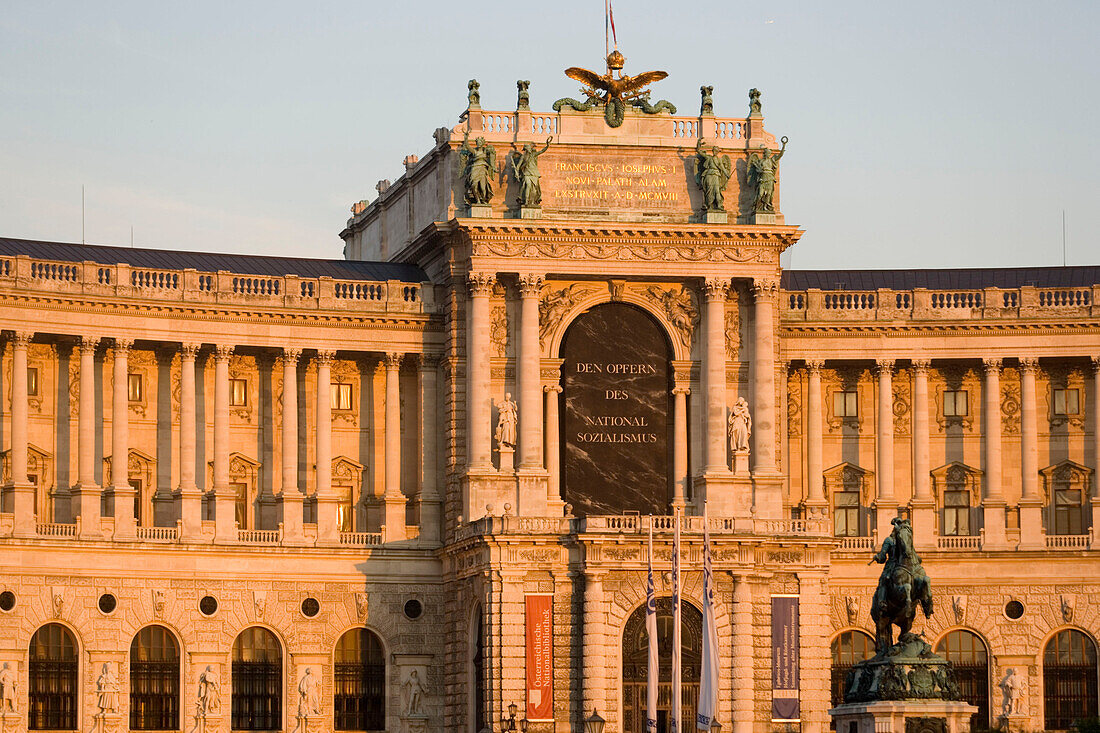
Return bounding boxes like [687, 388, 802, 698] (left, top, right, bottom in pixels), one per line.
[561, 303, 671, 516]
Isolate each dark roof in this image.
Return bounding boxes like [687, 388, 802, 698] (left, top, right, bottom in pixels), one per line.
[782, 266, 1100, 291]
[0, 237, 426, 283]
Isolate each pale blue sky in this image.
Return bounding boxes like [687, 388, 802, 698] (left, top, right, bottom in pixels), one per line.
[1, 1, 1097, 269]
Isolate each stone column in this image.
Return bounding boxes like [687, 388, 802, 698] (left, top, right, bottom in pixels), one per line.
[1018, 357, 1042, 548]
[517, 273, 544, 470]
[315, 350, 337, 544]
[179, 344, 202, 539]
[703, 277, 730, 474]
[751, 279, 778, 474]
[874, 358, 896, 540]
[11, 332, 35, 536]
[804, 360, 826, 515]
[910, 359, 935, 549]
[280, 347, 304, 543]
[582, 572, 606, 722]
[418, 353, 442, 544]
[111, 339, 136, 539]
[1093, 358, 1100, 545]
[467, 272, 495, 471]
[731, 574, 753, 733]
[382, 352, 406, 539]
[672, 385, 690, 509]
[544, 377, 562, 509]
[212, 345, 235, 542]
[73, 336, 102, 538]
[983, 358, 1007, 548]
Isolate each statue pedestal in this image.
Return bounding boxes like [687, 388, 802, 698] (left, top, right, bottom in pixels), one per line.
[92, 711, 124, 733]
[401, 715, 431, 733]
[291, 713, 325, 733]
[747, 211, 779, 225]
[497, 446, 515, 474]
[731, 449, 750, 476]
[694, 472, 752, 521]
[0, 712, 23, 733]
[519, 206, 542, 219]
[468, 204, 492, 218]
[705, 211, 728, 224]
[995, 712, 1028, 732]
[830, 700, 978, 733]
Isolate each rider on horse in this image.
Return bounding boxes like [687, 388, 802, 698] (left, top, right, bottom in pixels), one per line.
[869, 517, 934, 655]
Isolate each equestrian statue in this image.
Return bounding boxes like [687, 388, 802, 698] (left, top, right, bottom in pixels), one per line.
[869, 517, 934, 655]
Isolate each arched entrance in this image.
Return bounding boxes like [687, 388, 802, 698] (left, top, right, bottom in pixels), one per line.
[560, 303, 673, 517]
[622, 598, 702, 733]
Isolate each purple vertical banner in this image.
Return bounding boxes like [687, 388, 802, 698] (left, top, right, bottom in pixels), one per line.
[771, 595, 800, 722]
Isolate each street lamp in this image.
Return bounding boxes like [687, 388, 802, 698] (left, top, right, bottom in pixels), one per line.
[583, 709, 606, 733]
[500, 702, 528, 731]
[710, 718, 723, 732]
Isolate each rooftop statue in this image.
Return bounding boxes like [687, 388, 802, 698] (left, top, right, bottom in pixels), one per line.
[467, 79, 481, 108]
[458, 131, 497, 206]
[747, 136, 788, 214]
[700, 85, 714, 115]
[748, 87, 762, 115]
[510, 137, 552, 207]
[694, 139, 732, 213]
[554, 50, 674, 128]
[516, 80, 530, 111]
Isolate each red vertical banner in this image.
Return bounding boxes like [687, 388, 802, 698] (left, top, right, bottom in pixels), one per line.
[525, 594, 554, 721]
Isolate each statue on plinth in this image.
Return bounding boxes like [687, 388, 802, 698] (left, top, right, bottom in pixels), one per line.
[467, 79, 481, 107]
[870, 517, 933, 653]
[95, 663, 119, 714]
[458, 132, 497, 206]
[0, 663, 16, 714]
[747, 137, 787, 214]
[516, 80, 530, 111]
[495, 394, 517, 450]
[748, 87, 762, 115]
[509, 137, 552, 207]
[694, 139, 733, 213]
[297, 667, 321, 718]
[700, 85, 714, 115]
[728, 397, 751, 453]
[999, 668, 1024, 716]
[403, 669, 427, 717]
[196, 665, 220, 717]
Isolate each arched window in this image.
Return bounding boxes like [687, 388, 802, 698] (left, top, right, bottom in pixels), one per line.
[1044, 629, 1099, 729]
[472, 609, 485, 733]
[130, 625, 180, 730]
[334, 629, 385, 731]
[622, 598, 703, 733]
[232, 627, 282, 731]
[935, 630, 989, 729]
[830, 631, 874, 712]
[29, 623, 77, 730]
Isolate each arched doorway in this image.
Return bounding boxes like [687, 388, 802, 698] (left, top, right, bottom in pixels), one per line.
[935, 630, 989, 729]
[560, 303, 673, 517]
[1043, 628, 1098, 729]
[29, 623, 78, 731]
[231, 627, 282, 731]
[333, 628, 385, 731]
[622, 598, 702, 733]
[130, 625, 181, 731]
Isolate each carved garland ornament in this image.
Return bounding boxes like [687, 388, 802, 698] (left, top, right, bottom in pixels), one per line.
[472, 240, 775, 263]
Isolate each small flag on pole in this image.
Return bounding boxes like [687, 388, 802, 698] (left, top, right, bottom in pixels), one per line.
[671, 508, 682, 733]
[696, 506, 720, 729]
[609, 1, 618, 48]
[646, 522, 658, 733]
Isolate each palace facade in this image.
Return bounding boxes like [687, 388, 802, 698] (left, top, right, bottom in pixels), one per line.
[0, 75, 1098, 733]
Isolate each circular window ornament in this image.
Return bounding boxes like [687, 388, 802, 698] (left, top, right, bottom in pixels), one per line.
[301, 597, 320, 618]
[403, 599, 423, 620]
[98, 593, 117, 615]
[0, 591, 15, 612]
[199, 595, 218, 616]
[1004, 599, 1025, 620]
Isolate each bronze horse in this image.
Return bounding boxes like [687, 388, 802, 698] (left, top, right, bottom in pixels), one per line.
[869, 518, 934, 653]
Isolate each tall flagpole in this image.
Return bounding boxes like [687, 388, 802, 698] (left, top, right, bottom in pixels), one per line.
[604, 0, 609, 58]
[672, 507, 682, 733]
[646, 520, 658, 733]
[697, 504, 720, 729]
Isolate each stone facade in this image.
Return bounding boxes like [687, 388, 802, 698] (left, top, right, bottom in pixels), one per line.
[0, 81, 1098, 733]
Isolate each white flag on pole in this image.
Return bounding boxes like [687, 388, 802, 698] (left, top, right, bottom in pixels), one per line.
[646, 522, 658, 733]
[672, 508, 682, 733]
[696, 506, 719, 729]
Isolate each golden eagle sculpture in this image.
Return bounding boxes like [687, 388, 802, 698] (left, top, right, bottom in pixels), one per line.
[553, 50, 676, 128]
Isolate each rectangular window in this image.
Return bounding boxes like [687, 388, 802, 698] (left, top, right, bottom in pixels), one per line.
[331, 383, 353, 411]
[129, 478, 143, 525]
[230, 378, 248, 407]
[337, 488, 354, 532]
[834, 490, 861, 537]
[1053, 388, 1080, 416]
[233, 482, 248, 529]
[943, 489, 971, 536]
[1054, 488, 1084, 535]
[128, 373, 143, 402]
[833, 391, 858, 418]
[943, 389, 968, 417]
[27, 366, 39, 396]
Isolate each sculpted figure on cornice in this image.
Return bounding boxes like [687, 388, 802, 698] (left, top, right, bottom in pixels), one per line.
[893, 372, 911, 436]
[538, 283, 595, 345]
[509, 137, 552, 208]
[694, 139, 733, 213]
[644, 285, 699, 347]
[724, 293, 742, 361]
[490, 304, 509, 356]
[747, 136, 787, 214]
[458, 131, 497, 206]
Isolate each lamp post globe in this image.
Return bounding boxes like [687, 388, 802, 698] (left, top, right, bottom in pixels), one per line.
[583, 709, 606, 733]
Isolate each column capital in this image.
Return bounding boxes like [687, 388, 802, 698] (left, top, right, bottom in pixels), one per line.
[11, 331, 33, 347]
[703, 277, 731, 300]
[805, 359, 825, 375]
[466, 271, 496, 296]
[213, 344, 234, 362]
[543, 384, 563, 395]
[672, 386, 690, 396]
[283, 347, 303, 365]
[517, 273, 544, 297]
[113, 338, 134, 353]
[982, 357, 1003, 375]
[418, 351, 444, 369]
[180, 343, 201, 359]
[79, 336, 100, 354]
[1019, 356, 1040, 373]
[315, 349, 336, 367]
[874, 358, 895, 375]
[751, 278, 779, 299]
[384, 352, 403, 369]
[911, 358, 932, 374]
[1091, 356, 1100, 374]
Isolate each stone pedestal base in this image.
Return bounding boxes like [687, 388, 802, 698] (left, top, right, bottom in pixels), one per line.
[468, 204, 492, 218]
[519, 206, 542, 219]
[1018, 500, 1043, 549]
[747, 211, 781, 224]
[92, 711, 124, 733]
[291, 714, 324, 733]
[994, 712, 1028, 732]
[401, 715, 431, 733]
[0, 712, 23, 733]
[463, 470, 521, 522]
[704, 210, 728, 224]
[830, 700, 978, 733]
[731, 449, 749, 476]
[694, 472, 752, 519]
[497, 446, 515, 474]
[982, 503, 1009, 549]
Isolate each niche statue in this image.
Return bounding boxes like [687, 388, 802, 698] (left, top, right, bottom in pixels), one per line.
[509, 137, 553, 207]
[458, 131, 497, 206]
